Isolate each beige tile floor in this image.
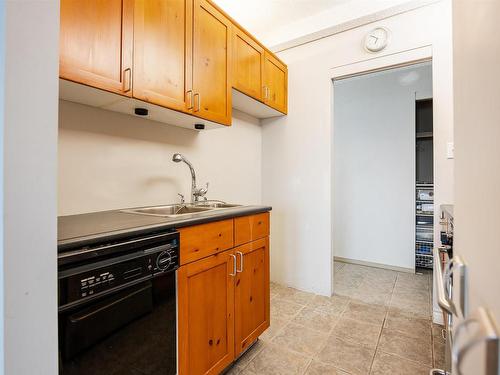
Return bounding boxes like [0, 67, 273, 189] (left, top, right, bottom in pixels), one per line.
[225, 261, 446, 375]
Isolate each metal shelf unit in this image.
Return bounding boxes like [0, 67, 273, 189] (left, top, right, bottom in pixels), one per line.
[416, 184, 434, 268]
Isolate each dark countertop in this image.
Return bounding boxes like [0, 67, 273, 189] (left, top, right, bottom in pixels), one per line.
[58, 205, 272, 251]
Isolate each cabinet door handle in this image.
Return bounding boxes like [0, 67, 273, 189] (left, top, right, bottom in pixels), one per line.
[194, 93, 200, 112]
[263, 86, 268, 100]
[236, 251, 244, 273]
[229, 254, 237, 276]
[123, 68, 132, 93]
[186, 90, 193, 110]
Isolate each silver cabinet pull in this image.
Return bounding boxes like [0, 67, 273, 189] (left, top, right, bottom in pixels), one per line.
[123, 68, 132, 93]
[452, 307, 499, 375]
[263, 86, 270, 101]
[236, 251, 243, 273]
[194, 93, 200, 112]
[186, 90, 193, 110]
[229, 254, 236, 276]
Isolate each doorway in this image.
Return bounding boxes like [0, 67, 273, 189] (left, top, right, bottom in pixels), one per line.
[331, 63, 440, 366]
[333, 62, 433, 273]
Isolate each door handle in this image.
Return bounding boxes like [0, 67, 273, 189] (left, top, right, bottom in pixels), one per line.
[229, 254, 237, 276]
[263, 86, 269, 101]
[433, 248, 456, 316]
[194, 93, 200, 112]
[236, 251, 244, 273]
[452, 307, 500, 375]
[123, 68, 132, 93]
[186, 90, 193, 110]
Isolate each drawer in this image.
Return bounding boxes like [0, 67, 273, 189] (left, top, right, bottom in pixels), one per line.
[179, 219, 234, 265]
[234, 212, 270, 246]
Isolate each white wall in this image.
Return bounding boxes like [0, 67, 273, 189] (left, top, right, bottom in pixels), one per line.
[262, 0, 453, 296]
[334, 63, 432, 270]
[452, 1, 500, 372]
[0, 2, 5, 371]
[58, 101, 262, 215]
[3, 1, 59, 374]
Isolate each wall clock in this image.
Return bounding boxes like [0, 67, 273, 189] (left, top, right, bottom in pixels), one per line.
[364, 27, 390, 53]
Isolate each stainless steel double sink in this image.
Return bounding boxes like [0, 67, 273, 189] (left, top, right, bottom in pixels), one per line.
[121, 202, 241, 218]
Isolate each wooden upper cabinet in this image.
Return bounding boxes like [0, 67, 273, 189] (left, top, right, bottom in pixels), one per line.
[178, 250, 235, 375]
[232, 28, 264, 101]
[263, 52, 288, 114]
[192, 0, 232, 125]
[234, 238, 270, 356]
[59, 0, 133, 96]
[133, 0, 193, 111]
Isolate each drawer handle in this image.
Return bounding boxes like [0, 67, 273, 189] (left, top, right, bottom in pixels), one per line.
[257, 221, 262, 225]
[218, 233, 222, 237]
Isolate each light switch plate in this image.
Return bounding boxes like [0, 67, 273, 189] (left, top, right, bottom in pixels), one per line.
[447, 142, 454, 159]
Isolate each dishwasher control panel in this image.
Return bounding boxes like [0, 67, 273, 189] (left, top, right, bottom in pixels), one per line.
[58, 231, 179, 309]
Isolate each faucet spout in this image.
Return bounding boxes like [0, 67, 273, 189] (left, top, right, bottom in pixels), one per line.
[172, 153, 200, 203]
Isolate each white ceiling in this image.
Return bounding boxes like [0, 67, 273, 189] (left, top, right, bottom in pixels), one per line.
[213, 0, 350, 41]
[213, 0, 416, 48]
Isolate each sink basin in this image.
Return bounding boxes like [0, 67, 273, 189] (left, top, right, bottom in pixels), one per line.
[122, 202, 242, 218]
[196, 202, 242, 209]
[122, 204, 213, 217]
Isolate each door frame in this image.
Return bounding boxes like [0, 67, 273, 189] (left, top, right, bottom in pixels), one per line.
[327, 45, 438, 312]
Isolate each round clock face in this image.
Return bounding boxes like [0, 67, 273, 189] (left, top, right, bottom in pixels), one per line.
[364, 27, 389, 52]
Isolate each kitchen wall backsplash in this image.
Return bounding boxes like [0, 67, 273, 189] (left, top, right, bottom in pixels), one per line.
[58, 100, 262, 216]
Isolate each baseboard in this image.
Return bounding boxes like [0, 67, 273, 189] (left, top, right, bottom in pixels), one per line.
[334, 256, 414, 273]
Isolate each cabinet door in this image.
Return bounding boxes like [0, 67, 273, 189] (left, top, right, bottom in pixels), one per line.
[234, 237, 270, 356]
[178, 250, 236, 375]
[59, 0, 133, 96]
[232, 28, 264, 100]
[192, 0, 232, 125]
[263, 52, 288, 114]
[133, 0, 193, 111]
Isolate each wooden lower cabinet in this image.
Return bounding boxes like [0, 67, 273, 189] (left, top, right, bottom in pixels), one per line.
[178, 215, 271, 375]
[234, 237, 270, 355]
[178, 249, 236, 375]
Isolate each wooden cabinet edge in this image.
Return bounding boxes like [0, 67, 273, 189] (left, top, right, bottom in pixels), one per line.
[206, 0, 286, 68]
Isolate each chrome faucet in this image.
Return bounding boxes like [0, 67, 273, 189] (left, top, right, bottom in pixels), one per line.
[172, 153, 209, 203]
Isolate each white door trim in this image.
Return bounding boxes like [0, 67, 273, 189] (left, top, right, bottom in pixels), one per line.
[327, 45, 434, 298]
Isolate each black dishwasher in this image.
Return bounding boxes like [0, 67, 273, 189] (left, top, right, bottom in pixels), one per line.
[58, 230, 179, 375]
